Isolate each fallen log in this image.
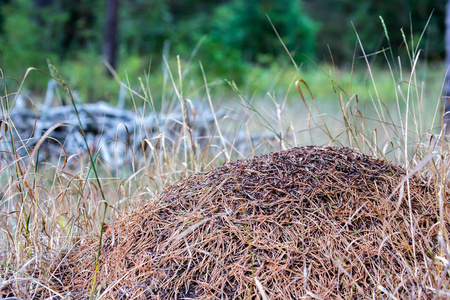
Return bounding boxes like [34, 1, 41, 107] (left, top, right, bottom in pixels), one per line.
[0, 99, 222, 170]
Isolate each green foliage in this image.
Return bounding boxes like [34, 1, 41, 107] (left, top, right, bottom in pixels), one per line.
[304, 0, 445, 65]
[0, 0, 446, 101]
[59, 52, 118, 103]
[165, 0, 317, 83]
[0, 0, 103, 90]
[0, 0, 56, 86]
[210, 0, 317, 65]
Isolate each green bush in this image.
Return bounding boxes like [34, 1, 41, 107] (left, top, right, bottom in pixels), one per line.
[210, 0, 317, 66]
[0, 0, 55, 89]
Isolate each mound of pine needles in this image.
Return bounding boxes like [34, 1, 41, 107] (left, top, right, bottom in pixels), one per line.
[57, 146, 448, 299]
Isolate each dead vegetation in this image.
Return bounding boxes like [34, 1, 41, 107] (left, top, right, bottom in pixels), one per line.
[53, 146, 449, 299]
[1, 27, 449, 299]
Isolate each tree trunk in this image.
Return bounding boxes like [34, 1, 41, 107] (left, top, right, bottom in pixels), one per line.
[103, 0, 120, 74]
[444, 0, 450, 134]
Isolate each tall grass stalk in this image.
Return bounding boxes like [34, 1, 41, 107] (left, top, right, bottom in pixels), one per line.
[46, 61, 108, 299]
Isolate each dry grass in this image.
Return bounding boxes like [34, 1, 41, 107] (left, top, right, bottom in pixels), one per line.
[1, 28, 450, 299]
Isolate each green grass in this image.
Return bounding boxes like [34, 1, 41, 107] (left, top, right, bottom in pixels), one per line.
[4, 48, 445, 111]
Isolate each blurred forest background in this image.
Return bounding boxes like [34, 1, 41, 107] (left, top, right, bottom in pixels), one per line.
[0, 0, 446, 105]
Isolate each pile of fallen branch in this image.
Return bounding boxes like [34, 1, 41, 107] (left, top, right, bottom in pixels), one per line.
[1, 99, 230, 169]
[1, 95, 278, 171]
